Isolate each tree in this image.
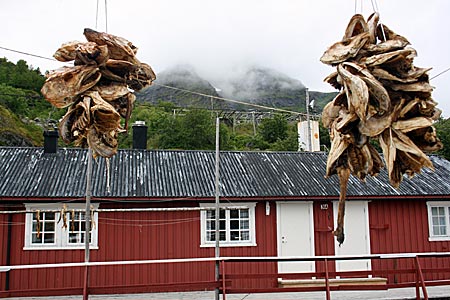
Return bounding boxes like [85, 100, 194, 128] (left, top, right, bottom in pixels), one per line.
[258, 114, 288, 144]
[435, 118, 450, 160]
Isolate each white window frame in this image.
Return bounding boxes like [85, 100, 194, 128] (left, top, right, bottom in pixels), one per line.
[200, 202, 257, 247]
[24, 203, 99, 250]
[427, 201, 450, 241]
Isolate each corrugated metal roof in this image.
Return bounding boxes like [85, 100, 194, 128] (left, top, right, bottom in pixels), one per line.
[0, 147, 449, 199]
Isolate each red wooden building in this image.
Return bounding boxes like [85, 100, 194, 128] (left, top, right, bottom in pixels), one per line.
[1, 130, 450, 297]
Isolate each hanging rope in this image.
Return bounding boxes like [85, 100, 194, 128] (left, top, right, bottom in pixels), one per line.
[105, 0, 108, 33]
[95, 0, 108, 32]
[95, 0, 99, 30]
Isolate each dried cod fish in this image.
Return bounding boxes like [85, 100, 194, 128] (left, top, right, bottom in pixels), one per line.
[42, 29, 156, 159]
[41, 65, 101, 108]
[320, 13, 442, 245]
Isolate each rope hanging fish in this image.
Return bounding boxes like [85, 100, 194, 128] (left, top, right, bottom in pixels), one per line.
[320, 13, 443, 245]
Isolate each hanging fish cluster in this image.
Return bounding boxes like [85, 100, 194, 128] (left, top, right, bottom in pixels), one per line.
[41, 28, 156, 158]
[320, 13, 443, 244]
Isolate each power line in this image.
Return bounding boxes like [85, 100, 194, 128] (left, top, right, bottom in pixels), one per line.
[153, 83, 308, 117]
[0, 46, 58, 62]
[430, 67, 450, 80]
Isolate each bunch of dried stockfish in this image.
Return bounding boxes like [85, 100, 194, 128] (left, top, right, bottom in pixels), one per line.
[320, 13, 443, 245]
[41, 28, 156, 158]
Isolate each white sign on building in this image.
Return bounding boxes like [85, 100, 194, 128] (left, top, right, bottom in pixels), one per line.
[298, 120, 320, 152]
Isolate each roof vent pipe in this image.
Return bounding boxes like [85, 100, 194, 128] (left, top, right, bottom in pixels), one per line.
[132, 121, 148, 150]
[43, 130, 59, 154]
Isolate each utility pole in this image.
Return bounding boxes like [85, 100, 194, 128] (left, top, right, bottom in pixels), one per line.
[214, 116, 220, 300]
[305, 88, 312, 152]
[83, 149, 93, 300]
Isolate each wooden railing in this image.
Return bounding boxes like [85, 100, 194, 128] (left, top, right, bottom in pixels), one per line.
[1, 252, 450, 299]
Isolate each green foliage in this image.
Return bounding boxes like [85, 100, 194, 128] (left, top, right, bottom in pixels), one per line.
[0, 58, 45, 92]
[0, 104, 42, 146]
[258, 114, 288, 143]
[435, 118, 450, 160]
[0, 83, 55, 119]
[318, 120, 330, 150]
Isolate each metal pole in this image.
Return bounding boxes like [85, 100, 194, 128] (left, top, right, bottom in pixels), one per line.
[214, 117, 221, 300]
[305, 88, 312, 152]
[83, 149, 93, 300]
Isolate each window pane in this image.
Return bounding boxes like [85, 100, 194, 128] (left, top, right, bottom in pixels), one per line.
[206, 210, 214, 219]
[240, 220, 249, 229]
[32, 222, 40, 232]
[230, 231, 239, 240]
[43, 233, 55, 243]
[45, 212, 55, 220]
[44, 222, 55, 231]
[230, 220, 239, 230]
[219, 209, 225, 219]
[206, 220, 214, 230]
[207, 232, 214, 241]
[219, 231, 226, 241]
[219, 220, 226, 230]
[241, 231, 250, 240]
[240, 210, 249, 218]
[32, 233, 42, 243]
[431, 206, 447, 236]
[230, 210, 239, 219]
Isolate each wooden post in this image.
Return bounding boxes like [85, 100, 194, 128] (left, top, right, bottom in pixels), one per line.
[214, 117, 221, 300]
[83, 149, 93, 300]
[415, 256, 428, 300]
[325, 258, 331, 300]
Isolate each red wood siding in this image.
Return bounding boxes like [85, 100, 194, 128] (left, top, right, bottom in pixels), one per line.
[313, 201, 335, 274]
[1, 201, 277, 296]
[0, 212, 7, 292]
[369, 199, 450, 283]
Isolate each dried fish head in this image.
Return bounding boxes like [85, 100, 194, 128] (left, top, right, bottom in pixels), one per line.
[75, 42, 109, 66]
[91, 80, 130, 101]
[58, 95, 91, 144]
[338, 63, 369, 121]
[344, 14, 369, 39]
[100, 59, 136, 82]
[83, 28, 139, 64]
[322, 91, 345, 128]
[87, 91, 121, 132]
[53, 41, 83, 62]
[366, 12, 379, 44]
[323, 71, 343, 90]
[320, 32, 370, 65]
[87, 126, 118, 159]
[127, 62, 156, 91]
[41, 65, 101, 108]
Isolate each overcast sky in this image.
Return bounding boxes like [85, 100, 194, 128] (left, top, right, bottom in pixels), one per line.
[1, 0, 449, 116]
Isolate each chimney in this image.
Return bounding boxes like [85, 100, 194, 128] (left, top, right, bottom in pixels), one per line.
[43, 130, 59, 153]
[132, 121, 148, 150]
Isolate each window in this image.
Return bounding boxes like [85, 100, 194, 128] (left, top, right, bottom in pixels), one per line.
[200, 203, 256, 247]
[427, 201, 450, 241]
[24, 203, 98, 250]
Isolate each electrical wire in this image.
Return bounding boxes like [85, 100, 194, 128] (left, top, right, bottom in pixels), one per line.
[0, 46, 58, 62]
[430, 67, 450, 80]
[152, 83, 308, 117]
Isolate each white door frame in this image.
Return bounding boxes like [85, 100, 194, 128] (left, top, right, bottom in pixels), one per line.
[333, 200, 372, 272]
[277, 201, 315, 273]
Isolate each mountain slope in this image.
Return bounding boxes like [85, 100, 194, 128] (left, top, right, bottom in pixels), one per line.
[136, 64, 336, 112]
[135, 64, 227, 109]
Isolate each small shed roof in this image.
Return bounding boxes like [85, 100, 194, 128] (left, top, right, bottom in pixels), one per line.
[1, 147, 450, 199]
